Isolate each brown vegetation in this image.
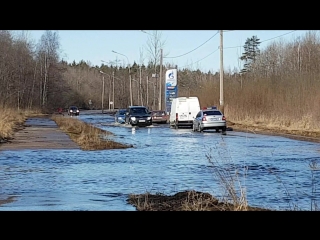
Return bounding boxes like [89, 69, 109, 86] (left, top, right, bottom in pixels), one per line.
[2, 30, 320, 210]
[128, 190, 271, 211]
[0, 108, 44, 143]
[51, 115, 132, 150]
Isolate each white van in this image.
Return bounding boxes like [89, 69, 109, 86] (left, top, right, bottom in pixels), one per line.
[169, 97, 200, 129]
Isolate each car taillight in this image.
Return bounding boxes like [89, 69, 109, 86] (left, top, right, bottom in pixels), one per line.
[202, 116, 207, 121]
[222, 116, 226, 120]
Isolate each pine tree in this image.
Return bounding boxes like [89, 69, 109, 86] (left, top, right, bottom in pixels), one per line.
[240, 35, 261, 73]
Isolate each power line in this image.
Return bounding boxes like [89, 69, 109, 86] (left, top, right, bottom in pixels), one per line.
[180, 47, 219, 69]
[223, 30, 297, 49]
[164, 31, 219, 59]
[260, 30, 297, 43]
[177, 30, 299, 69]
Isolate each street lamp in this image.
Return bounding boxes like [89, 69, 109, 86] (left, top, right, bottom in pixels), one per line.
[141, 30, 152, 36]
[99, 69, 116, 111]
[147, 78, 156, 110]
[101, 60, 115, 110]
[99, 70, 105, 113]
[132, 79, 140, 105]
[112, 50, 133, 106]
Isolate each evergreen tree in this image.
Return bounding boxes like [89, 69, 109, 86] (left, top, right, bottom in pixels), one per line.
[240, 35, 261, 73]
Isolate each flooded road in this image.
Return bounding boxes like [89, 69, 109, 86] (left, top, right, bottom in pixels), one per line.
[1, 110, 320, 210]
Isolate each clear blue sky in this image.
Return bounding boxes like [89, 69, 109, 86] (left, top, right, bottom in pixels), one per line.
[21, 30, 308, 73]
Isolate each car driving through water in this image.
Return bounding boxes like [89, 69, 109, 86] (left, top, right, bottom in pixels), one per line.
[192, 106, 226, 134]
[68, 106, 80, 116]
[115, 108, 127, 124]
[125, 106, 152, 127]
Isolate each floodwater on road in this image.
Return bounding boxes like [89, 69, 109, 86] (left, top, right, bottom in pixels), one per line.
[1, 110, 320, 211]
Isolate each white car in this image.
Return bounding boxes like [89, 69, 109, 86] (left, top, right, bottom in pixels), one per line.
[192, 107, 226, 134]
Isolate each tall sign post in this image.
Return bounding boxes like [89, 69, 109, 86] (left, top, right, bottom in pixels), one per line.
[165, 69, 178, 114]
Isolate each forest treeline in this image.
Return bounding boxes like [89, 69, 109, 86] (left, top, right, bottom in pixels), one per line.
[1, 30, 320, 131]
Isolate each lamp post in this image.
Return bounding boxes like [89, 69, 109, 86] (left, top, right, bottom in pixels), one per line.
[132, 79, 140, 105]
[147, 78, 156, 110]
[101, 60, 115, 110]
[99, 71, 105, 113]
[112, 71, 114, 110]
[112, 50, 133, 106]
[99, 69, 117, 111]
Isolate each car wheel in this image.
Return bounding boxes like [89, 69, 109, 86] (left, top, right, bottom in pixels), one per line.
[216, 128, 220, 132]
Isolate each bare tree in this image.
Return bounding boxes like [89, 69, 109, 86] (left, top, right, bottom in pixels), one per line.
[35, 30, 60, 109]
[145, 31, 166, 71]
[144, 31, 168, 109]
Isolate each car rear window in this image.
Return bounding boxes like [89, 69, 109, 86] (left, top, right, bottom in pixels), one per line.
[153, 111, 165, 115]
[203, 110, 222, 116]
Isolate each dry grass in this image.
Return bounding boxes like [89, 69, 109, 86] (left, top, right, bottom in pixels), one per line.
[0, 108, 44, 142]
[127, 190, 271, 211]
[51, 115, 132, 150]
[0, 109, 25, 141]
[0, 108, 44, 141]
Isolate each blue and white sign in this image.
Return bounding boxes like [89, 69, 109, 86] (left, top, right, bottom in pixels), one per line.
[165, 69, 177, 87]
[165, 69, 178, 114]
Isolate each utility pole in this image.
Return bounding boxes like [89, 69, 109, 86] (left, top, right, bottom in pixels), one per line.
[112, 71, 115, 110]
[139, 65, 143, 106]
[220, 30, 224, 114]
[159, 48, 163, 110]
[102, 75, 105, 113]
[108, 75, 111, 111]
[146, 75, 149, 107]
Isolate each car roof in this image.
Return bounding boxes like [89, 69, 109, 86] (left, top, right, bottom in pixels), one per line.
[129, 106, 146, 108]
[202, 109, 222, 113]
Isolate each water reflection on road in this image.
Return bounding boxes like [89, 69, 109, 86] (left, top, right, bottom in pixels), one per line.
[1, 110, 320, 210]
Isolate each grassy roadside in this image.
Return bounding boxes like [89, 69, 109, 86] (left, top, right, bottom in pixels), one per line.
[51, 115, 132, 150]
[0, 108, 43, 143]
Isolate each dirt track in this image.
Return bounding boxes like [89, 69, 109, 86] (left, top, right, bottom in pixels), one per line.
[0, 115, 79, 151]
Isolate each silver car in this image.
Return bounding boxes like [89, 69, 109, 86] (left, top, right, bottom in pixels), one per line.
[192, 108, 226, 133]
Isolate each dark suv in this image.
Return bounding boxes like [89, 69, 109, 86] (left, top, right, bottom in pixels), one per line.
[68, 106, 80, 116]
[125, 106, 152, 127]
